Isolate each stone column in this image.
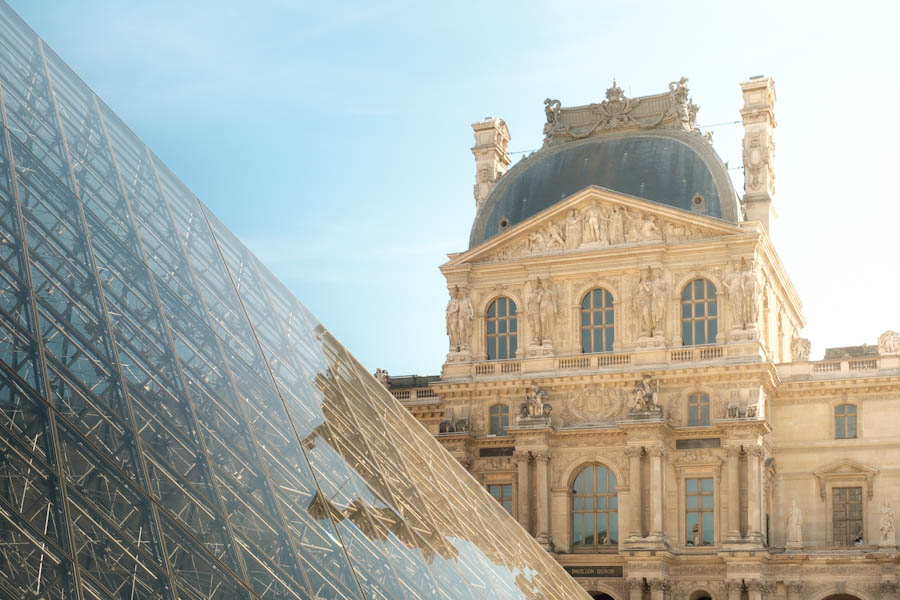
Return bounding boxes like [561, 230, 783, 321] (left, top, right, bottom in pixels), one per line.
[785, 582, 803, 600]
[746, 580, 762, 600]
[724, 581, 742, 600]
[625, 578, 643, 600]
[648, 578, 670, 600]
[515, 451, 531, 534]
[534, 451, 552, 549]
[647, 446, 666, 541]
[746, 447, 764, 543]
[626, 446, 643, 539]
[725, 445, 742, 540]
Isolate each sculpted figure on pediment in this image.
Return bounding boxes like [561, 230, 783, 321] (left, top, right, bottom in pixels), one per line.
[565, 209, 582, 249]
[546, 221, 566, 250]
[581, 200, 607, 245]
[608, 205, 626, 245]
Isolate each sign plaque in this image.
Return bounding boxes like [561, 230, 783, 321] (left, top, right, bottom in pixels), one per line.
[564, 566, 623, 578]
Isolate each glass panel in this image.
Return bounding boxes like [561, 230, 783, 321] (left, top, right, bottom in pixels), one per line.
[686, 479, 698, 493]
[573, 515, 582, 545]
[687, 496, 698, 509]
[701, 478, 713, 492]
[488, 302, 496, 318]
[498, 320, 506, 334]
[696, 302, 705, 317]
[694, 279, 705, 298]
[702, 515, 714, 544]
[682, 322, 693, 345]
[686, 512, 699, 545]
[497, 298, 506, 317]
[508, 300, 517, 315]
[695, 321, 705, 345]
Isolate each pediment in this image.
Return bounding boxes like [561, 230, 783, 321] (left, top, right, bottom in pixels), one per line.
[814, 459, 879, 500]
[454, 186, 743, 266]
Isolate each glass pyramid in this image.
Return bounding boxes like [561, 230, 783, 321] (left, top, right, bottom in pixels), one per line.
[0, 3, 589, 600]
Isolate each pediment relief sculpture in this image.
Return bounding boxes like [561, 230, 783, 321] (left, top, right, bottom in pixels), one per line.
[477, 196, 722, 264]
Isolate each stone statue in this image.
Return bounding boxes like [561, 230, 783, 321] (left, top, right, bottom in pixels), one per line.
[724, 258, 759, 329]
[446, 286, 462, 351]
[631, 373, 660, 412]
[640, 215, 663, 241]
[537, 277, 557, 346]
[457, 287, 474, 351]
[791, 336, 811, 361]
[608, 206, 625, 245]
[649, 268, 667, 334]
[526, 279, 542, 342]
[520, 380, 552, 419]
[624, 210, 643, 243]
[633, 269, 654, 337]
[374, 368, 391, 388]
[881, 501, 895, 545]
[878, 330, 900, 355]
[582, 201, 604, 244]
[565, 209, 582, 249]
[786, 500, 803, 546]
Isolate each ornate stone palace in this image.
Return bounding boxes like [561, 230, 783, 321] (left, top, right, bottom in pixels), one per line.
[382, 78, 900, 600]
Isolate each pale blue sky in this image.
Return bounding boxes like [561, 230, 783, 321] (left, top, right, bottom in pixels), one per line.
[9, 0, 900, 375]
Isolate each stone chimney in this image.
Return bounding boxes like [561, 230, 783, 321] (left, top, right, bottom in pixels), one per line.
[740, 76, 777, 236]
[471, 118, 510, 210]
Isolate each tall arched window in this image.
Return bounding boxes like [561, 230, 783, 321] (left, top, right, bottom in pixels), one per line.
[681, 279, 717, 346]
[486, 297, 517, 360]
[688, 393, 710, 426]
[572, 464, 618, 548]
[489, 404, 509, 436]
[835, 404, 857, 439]
[581, 288, 615, 353]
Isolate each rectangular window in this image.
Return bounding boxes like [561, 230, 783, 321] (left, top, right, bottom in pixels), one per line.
[833, 486, 863, 545]
[687, 394, 710, 426]
[685, 477, 714, 546]
[488, 483, 513, 514]
[835, 404, 857, 439]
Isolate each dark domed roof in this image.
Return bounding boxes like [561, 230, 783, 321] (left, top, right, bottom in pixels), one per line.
[469, 129, 740, 248]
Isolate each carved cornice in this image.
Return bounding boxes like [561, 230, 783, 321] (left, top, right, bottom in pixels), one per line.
[814, 459, 879, 500]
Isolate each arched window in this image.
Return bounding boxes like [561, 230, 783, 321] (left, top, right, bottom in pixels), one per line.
[572, 464, 618, 548]
[489, 404, 509, 436]
[681, 279, 718, 346]
[486, 297, 517, 360]
[687, 393, 710, 426]
[581, 288, 615, 353]
[835, 404, 857, 439]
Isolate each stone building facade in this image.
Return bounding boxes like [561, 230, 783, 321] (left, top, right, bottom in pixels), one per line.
[385, 77, 900, 600]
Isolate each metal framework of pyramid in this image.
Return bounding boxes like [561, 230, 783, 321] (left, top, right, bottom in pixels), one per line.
[0, 3, 590, 599]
